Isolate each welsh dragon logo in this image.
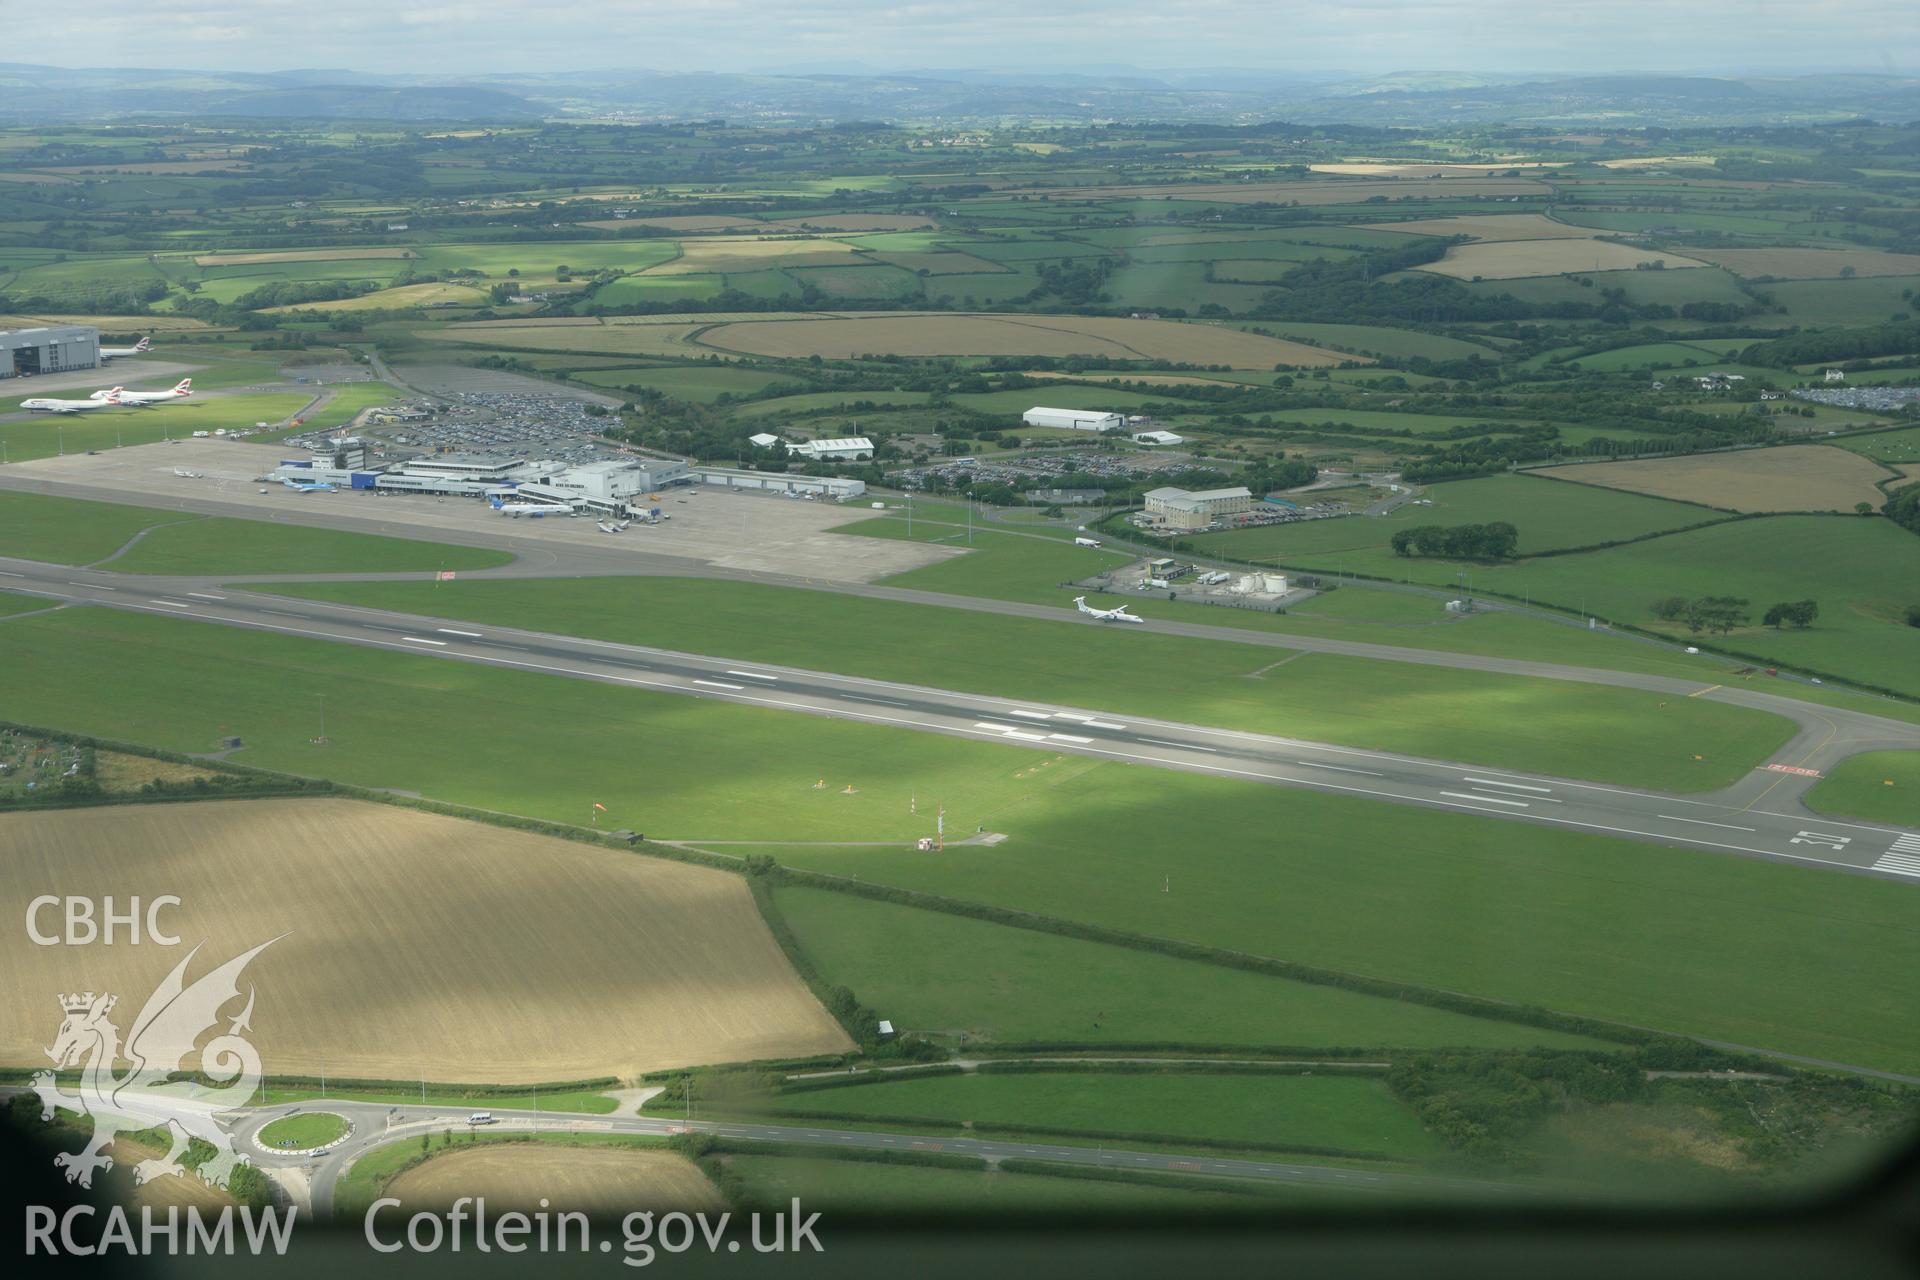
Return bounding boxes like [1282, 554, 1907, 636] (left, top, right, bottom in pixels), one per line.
[32, 939, 278, 1191]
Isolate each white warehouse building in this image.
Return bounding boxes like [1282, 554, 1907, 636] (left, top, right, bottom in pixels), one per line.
[788, 436, 874, 461]
[1022, 406, 1125, 433]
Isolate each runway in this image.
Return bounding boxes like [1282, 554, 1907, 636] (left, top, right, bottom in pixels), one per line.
[6, 558, 1917, 883]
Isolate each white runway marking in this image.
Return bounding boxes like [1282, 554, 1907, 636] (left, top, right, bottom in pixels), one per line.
[1008, 710, 1052, 720]
[148, 599, 190, 609]
[437, 628, 482, 638]
[1140, 738, 1216, 752]
[261, 609, 306, 618]
[726, 670, 778, 681]
[1083, 720, 1128, 730]
[1294, 760, 1385, 777]
[1475, 786, 1561, 803]
[1659, 815, 1757, 832]
[1871, 849, 1920, 879]
[187, 591, 225, 600]
[1048, 734, 1094, 744]
[843, 694, 907, 706]
[1442, 790, 1527, 808]
[72, 582, 113, 590]
[1463, 777, 1552, 793]
[0, 570, 21, 577]
[403, 636, 447, 646]
[693, 679, 744, 690]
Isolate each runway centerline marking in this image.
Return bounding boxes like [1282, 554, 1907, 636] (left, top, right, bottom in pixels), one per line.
[1659, 815, 1757, 832]
[1442, 790, 1527, 808]
[1293, 760, 1384, 776]
[1474, 786, 1561, 803]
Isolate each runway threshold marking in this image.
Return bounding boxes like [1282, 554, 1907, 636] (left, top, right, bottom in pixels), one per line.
[1048, 733, 1094, 744]
[1441, 790, 1527, 808]
[1659, 814, 1757, 832]
[1871, 849, 1920, 879]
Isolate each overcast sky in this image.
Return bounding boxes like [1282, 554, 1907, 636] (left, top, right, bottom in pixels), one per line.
[12, 0, 1919, 76]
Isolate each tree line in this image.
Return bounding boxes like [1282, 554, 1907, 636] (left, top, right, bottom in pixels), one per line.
[1389, 522, 1519, 559]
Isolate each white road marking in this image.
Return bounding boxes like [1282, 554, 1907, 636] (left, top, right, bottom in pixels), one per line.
[1048, 734, 1094, 744]
[1052, 713, 1095, 723]
[437, 628, 482, 638]
[1008, 710, 1052, 720]
[148, 599, 190, 609]
[260, 609, 306, 618]
[1659, 815, 1757, 832]
[187, 591, 225, 600]
[726, 670, 777, 681]
[1475, 786, 1561, 803]
[403, 636, 447, 647]
[1892, 834, 1920, 855]
[1871, 851, 1920, 879]
[975, 716, 1023, 727]
[693, 679, 744, 690]
[1294, 760, 1384, 777]
[1001, 730, 1049, 742]
[1463, 777, 1552, 793]
[71, 582, 114, 590]
[843, 694, 907, 706]
[1140, 738, 1217, 752]
[1442, 790, 1527, 808]
[0, 570, 21, 577]
[1083, 720, 1127, 730]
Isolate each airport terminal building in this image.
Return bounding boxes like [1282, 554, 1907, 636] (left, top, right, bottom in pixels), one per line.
[0, 324, 99, 379]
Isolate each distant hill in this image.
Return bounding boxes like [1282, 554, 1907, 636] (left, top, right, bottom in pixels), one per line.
[0, 64, 1914, 126]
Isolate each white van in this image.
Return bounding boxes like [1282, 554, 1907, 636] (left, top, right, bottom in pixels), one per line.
[468, 1111, 495, 1126]
[1074, 536, 1102, 548]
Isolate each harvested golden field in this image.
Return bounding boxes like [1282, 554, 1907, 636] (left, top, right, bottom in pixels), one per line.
[694, 313, 1356, 367]
[0, 800, 850, 1083]
[1416, 239, 1707, 280]
[269, 283, 487, 313]
[1310, 161, 1557, 176]
[1056, 178, 1553, 204]
[93, 750, 218, 791]
[1367, 213, 1597, 241]
[1537, 445, 1897, 513]
[425, 321, 708, 358]
[644, 236, 861, 275]
[117, 1137, 238, 1213]
[382, 1145, 726, 1215]
[1684, 248, 1920, 279]
[195, 248, 414, 267]
[1596, 155, 1718, 169]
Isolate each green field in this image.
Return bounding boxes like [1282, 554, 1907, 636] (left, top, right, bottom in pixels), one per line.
[1802, 751, 1920, 826]
[106, 517, 513, 575]
[774, 886, 1607, 1051]
[269, 575, 1796, 791]
[0, 490, 186, 563]
[294, 381, 402, 432]
[3, 605, 1911, 1072]
[0, 589, 50, 617]
[1191, 474, 1719, 564]
[719, 1153, 1310, 1215]
[0, 391, 314, 462]
[702, 762, 1920, 1076]
[1191, 505, 1920, 697]
[257, 1111, 350, 1150]
[757, 1070, 1443, 1160]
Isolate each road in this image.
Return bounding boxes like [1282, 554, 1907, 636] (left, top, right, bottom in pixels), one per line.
[6, 558, 1917, 882]
[219, 1097, 1503, 1223]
